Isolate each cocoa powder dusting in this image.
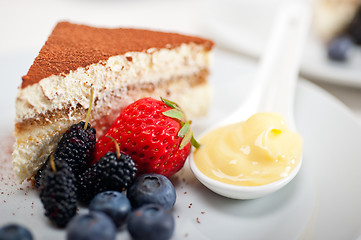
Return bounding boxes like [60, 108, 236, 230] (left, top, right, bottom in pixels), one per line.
[21, 21, 214, 88]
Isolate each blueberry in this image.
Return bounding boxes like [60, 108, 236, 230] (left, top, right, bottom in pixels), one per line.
[127, 174, 176, 210]
[0, 224, 33, 240]
[89, 191, 131, 227]
[66, 212, 116, 240]
[327, 35, 353, 61]
[127, 204, 175, 240]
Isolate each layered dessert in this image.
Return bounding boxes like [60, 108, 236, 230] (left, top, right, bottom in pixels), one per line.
[13, 21, 214, 183]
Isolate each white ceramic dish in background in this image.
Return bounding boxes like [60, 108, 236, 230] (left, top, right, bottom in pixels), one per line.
[199, 0, 361, 88]
[301, 34, 361, 88]
[1, 50, 361, 239]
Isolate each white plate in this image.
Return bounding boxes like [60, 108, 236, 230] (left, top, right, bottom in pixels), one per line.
[1, 50, 361, 239]
[199, 0, 361, 88]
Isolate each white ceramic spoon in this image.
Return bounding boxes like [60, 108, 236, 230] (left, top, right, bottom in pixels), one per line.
[189, 2, 311, 199]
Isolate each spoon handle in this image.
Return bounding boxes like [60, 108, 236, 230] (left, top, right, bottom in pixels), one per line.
[221, 2, 311, 128]
[254, 2, 311, 129]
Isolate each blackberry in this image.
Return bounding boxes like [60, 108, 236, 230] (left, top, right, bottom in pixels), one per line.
[77, 152, 137, 203]
[39, 159, 77, 228]
[347, 7, 361, 45]
[55, 121, 96, 176]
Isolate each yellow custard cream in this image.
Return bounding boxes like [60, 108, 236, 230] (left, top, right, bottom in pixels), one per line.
[193, 112, 302, 186]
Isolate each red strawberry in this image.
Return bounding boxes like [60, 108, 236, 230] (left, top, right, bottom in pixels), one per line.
[92, 97, 199, 177]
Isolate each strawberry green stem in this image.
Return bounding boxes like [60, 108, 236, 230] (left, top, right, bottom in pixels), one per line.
[161, 97, 200, 149]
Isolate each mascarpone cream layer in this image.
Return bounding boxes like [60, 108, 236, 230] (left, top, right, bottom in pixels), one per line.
[13, 120, 71, 183]
[16, 43, 211, 122]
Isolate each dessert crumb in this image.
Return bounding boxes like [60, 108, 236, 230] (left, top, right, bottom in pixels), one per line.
[196, 217, 200, 224]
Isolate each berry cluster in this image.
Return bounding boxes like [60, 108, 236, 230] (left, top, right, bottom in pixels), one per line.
[36, 121, 137, 227]
[67, 174, 176, 240]
[31, 97, 196, 237]
[36, 121, 98, 227]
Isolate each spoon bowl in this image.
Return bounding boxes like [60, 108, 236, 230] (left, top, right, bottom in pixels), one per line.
[190, 155, 302, 199]
[189, 2, 311, 199]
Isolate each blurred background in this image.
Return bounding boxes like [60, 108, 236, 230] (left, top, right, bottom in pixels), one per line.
[0, 0, 360, 123]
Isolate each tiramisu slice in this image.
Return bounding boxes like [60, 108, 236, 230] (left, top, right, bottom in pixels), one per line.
[13, 21, 214, 183]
